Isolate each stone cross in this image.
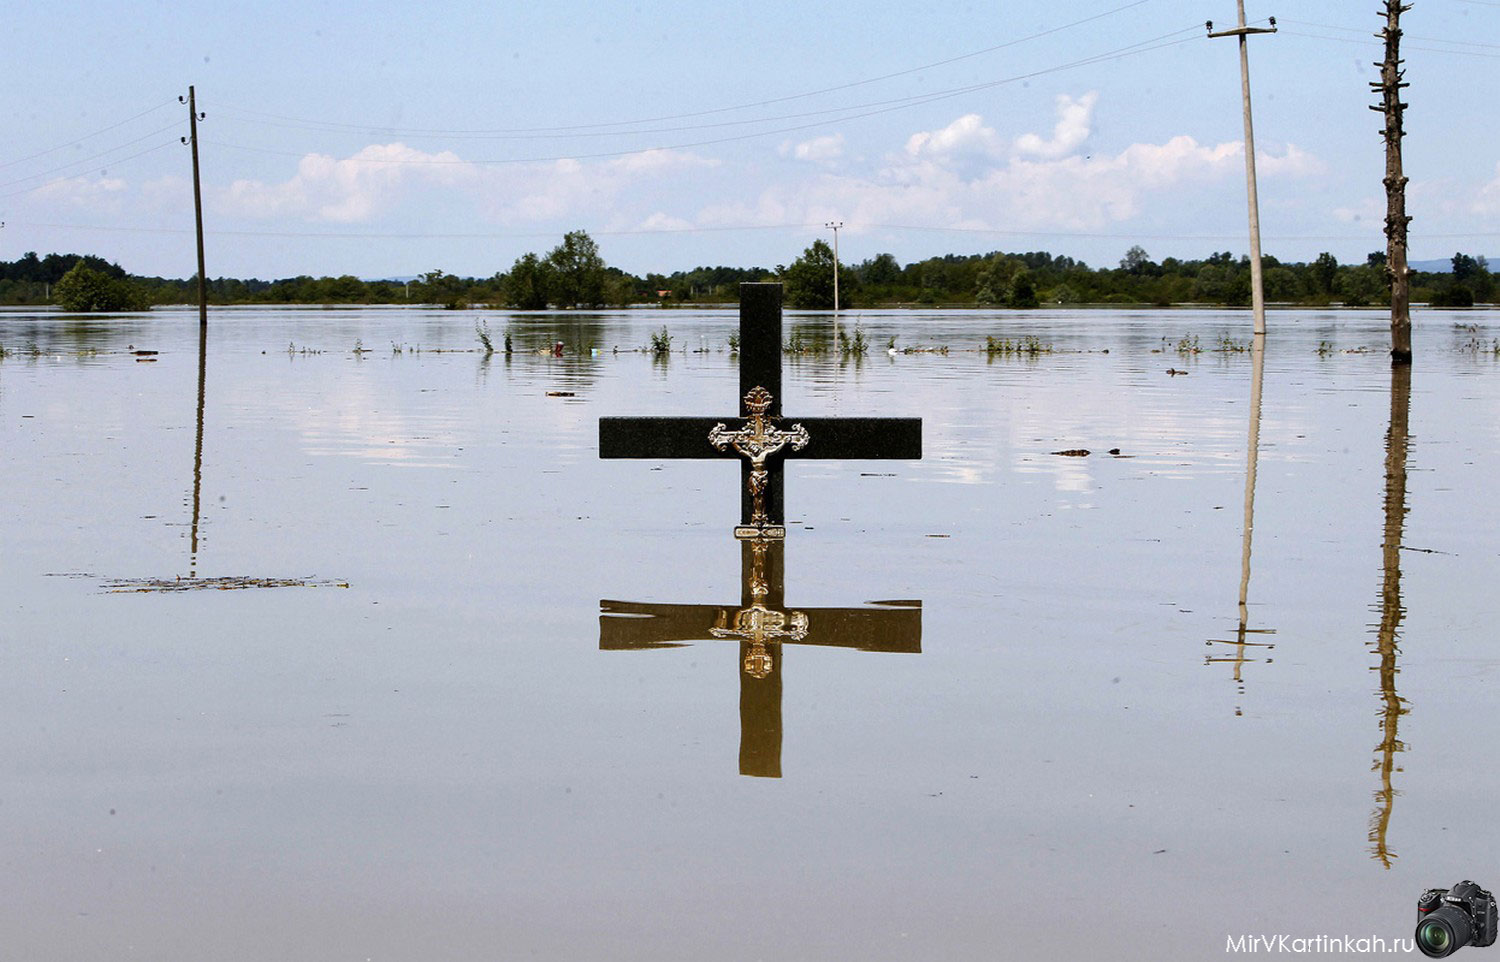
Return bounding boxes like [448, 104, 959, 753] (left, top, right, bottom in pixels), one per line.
[600, 536, 921, 778]
[599, 283, 921, 538]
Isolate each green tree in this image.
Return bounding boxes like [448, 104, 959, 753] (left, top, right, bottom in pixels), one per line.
[504, 253, 552, 309]
[1008, 269, 1039, 308]
[546, 230, 607, 307]
[53, 262, 149, 312]
[782, 239, 856, 308]
[1312, 252, 1340, 295]
[857, 253, 902, 286]
[1120, 245, 1155, 274]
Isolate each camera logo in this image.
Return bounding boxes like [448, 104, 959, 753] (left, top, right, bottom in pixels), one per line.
[1417, 881, 1498, 958]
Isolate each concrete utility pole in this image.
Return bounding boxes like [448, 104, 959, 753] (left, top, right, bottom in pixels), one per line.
[1373, 1, 1413, 364]
[825, 221, 843, 313]
[181, 87, 208, 331]
[1208, 4, 1276, 337]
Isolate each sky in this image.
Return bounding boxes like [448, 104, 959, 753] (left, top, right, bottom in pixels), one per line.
[2, 0, 1498, 280]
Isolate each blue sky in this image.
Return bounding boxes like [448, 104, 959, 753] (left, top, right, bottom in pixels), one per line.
[2, 0, 1497, 279]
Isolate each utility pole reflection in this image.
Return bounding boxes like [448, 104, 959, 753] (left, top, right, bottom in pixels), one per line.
[1207, 333, 1276, 711]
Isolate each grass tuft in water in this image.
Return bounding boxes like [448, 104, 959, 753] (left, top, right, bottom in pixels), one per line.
[476, 322, 495, 356]
[985, 334, 1052, 357]
[840, 325, 868, 358]
[650, 326, 673, 358]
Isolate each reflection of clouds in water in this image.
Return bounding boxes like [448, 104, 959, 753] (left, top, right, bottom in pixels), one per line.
[247, 378, 469, 469]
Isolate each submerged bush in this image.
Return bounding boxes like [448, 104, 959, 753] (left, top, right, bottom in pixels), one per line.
[53, 263, 150, 312]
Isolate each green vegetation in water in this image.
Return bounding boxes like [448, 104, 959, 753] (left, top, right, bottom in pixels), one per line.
[53, 261, 151, 312]
[287, 342, 323, 356]
[785, 329, 822, 356]
[985, 335, 1052, 357]
[727, 332, 740, 354]
[1174, 335, 1202, 356]
[649, 326, 673, 358]
[839, 325, 868, 358]
[476, 322, 495, 356]
[1317, 340, 1335, 357]
[1214, 335, 1248, 353]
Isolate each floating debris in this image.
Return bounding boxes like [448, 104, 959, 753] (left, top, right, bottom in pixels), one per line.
[95, 575, 349, 594]
[1052, 449, 1091, 457]
[1166, 368, 1189, 376]
[545, 390, 576, 397]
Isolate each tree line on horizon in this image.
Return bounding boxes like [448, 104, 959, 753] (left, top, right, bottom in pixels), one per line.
[0, 231, 1492, 312]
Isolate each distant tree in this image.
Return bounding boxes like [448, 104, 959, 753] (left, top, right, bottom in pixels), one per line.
[1431, 284, 1475, 308]
[1451, 252, 1494, 302]
[1339, 264, 1385, 307]
[1120, 245, 1153, 274]
[504, 253, 552, 309]
[53, 262, 149, 312]
[974, 253, 1022, 305]
[857, 252, 902, 286]
[546, 230, 607, 307]
[1008, 269, 1039, 308]
[782, 239, 855, 308]
[1312, 252, 1340, 295]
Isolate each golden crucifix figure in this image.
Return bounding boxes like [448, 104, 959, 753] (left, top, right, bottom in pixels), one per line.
[708, 386, 810, 537]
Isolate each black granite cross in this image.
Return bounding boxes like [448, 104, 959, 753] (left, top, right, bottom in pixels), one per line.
[599, 283, 921, 537]
[600, 537, 921, 778]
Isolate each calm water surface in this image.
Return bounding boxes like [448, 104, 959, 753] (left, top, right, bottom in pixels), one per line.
[2, 304, 1499, 960]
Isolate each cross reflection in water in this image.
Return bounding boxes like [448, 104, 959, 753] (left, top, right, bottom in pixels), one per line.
[599, 537, 921, 778]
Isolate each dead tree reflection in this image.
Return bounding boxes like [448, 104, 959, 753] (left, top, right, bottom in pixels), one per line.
[1370, 363, 1412, 869]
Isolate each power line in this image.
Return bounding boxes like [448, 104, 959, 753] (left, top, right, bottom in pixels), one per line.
[0, 122, 184, 191]
[214, 26, 1198, 146]
[1279, 18, 1500, 50]
[0, 99, 177, 172]
[1279, 28, 1500, 59]
[213, 1, 1156, 139]
[0, 141, 181, 200]
[205, 30, 1201, 168]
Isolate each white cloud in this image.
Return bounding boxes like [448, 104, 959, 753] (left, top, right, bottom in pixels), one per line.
[781, 134, 845, 164]
[1256, 143, 1324, 177]
[697, 97, 1322, 237]
[218, 143, 475, 223]
[1014, 92, 1098, 159]
[638, 211, 694, 231]
[608, 148, 718, 175]
[1475, 162, 1500, 216]
[904, 113, 1005, 164]
[214, 141, 720, 227]
[31, 175, 127, 211]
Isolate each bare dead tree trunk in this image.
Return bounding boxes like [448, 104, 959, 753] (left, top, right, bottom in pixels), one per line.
[1372, 1, 1413, 363]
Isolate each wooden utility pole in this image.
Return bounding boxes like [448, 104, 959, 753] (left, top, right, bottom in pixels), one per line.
[181, 87, 208, 331]
[1373, 2, 1413, 363]
[1208, 4, 1276, 337]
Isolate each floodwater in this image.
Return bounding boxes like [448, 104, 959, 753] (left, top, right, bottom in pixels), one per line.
[2, 303, 1498, 960]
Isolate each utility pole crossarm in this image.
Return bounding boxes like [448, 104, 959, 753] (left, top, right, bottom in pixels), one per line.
[1207, 26, 1277, 38]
